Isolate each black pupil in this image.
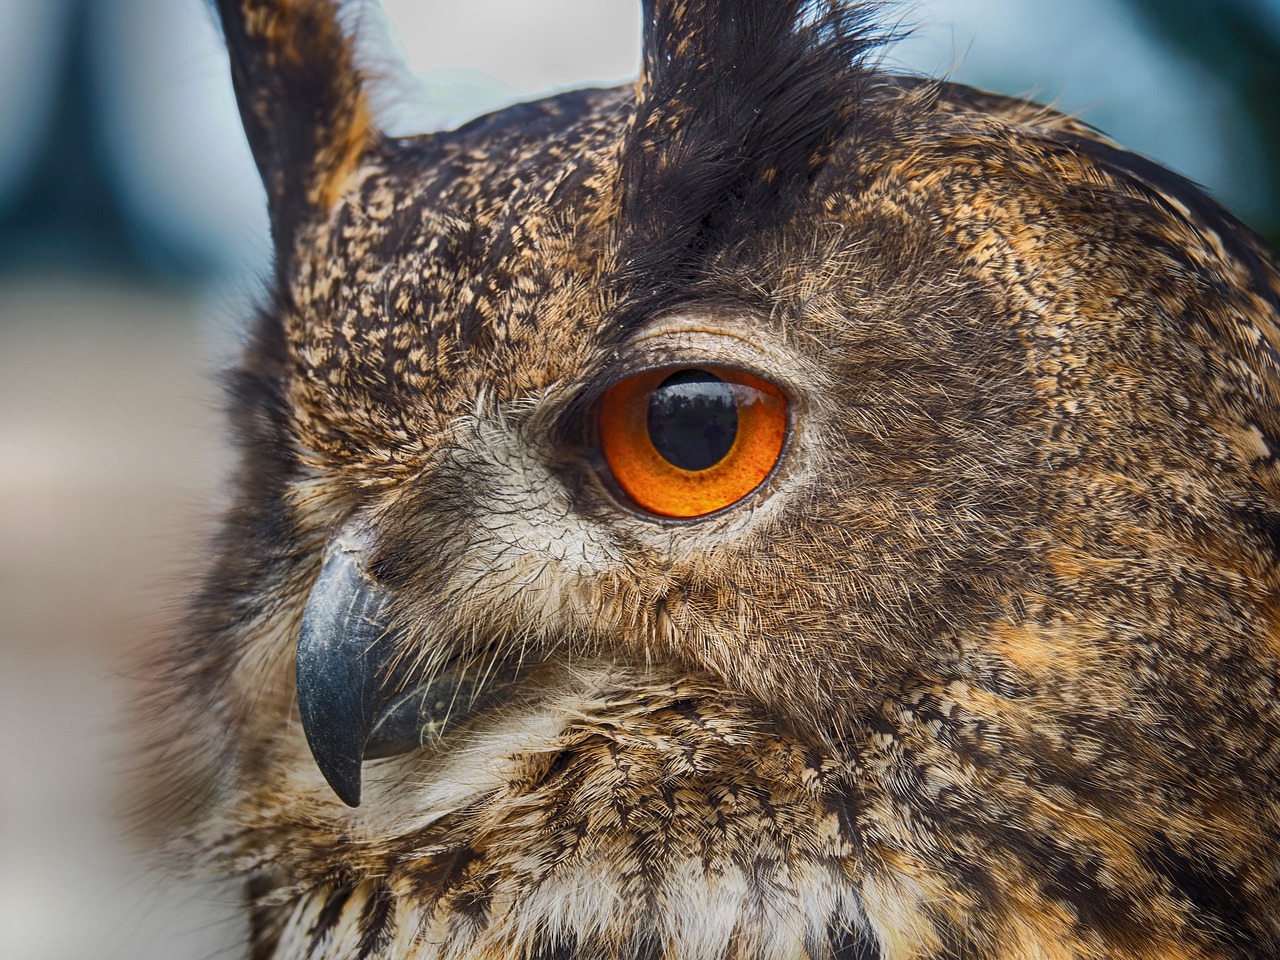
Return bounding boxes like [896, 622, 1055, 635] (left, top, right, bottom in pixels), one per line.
[647, 370, 739, 471]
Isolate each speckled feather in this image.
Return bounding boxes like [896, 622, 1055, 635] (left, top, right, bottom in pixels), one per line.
[139, 2, 1280, 958]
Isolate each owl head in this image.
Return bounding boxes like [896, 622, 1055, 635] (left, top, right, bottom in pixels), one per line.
[144, 1, 1280, 957]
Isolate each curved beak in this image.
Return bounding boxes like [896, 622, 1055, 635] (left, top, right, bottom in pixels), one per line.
[296, 519, 521, 806]
[296, 520, 408, 807]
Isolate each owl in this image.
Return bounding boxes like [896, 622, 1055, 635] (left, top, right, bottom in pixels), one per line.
[138, 1, 1280, 958]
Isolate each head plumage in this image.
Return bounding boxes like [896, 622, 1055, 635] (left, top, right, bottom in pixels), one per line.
[615, 0, 896, 305]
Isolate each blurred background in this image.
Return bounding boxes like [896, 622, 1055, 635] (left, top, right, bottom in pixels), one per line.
[0, 1, 1276, 958]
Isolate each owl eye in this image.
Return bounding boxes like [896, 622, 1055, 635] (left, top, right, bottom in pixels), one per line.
[597, 365, 788, 518]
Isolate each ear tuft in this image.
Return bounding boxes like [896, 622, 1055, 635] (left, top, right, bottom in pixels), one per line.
[616, 0, 898, 305]
[216, 0, 375, 253]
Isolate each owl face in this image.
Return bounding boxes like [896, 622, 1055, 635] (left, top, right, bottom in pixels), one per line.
[144, 2, 1280, 958]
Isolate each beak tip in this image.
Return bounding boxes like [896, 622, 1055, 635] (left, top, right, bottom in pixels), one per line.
[299, 714, 368, 807]
[328, 768, 364, 808]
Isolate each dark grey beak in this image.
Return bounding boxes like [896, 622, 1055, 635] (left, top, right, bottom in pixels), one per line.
[297, 519, 519, 806]
[296, 521, 410, 807]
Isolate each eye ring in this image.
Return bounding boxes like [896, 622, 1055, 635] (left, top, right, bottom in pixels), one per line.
[597, 365, 788, 519]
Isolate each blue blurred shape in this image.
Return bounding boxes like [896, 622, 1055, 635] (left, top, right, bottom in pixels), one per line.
[0, 0, 152, 276]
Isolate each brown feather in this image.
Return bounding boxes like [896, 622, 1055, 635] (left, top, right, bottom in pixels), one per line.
[137, 3, 1280, 958]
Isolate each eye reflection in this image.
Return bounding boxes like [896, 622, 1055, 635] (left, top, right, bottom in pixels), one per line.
[647, 370, 738, 471]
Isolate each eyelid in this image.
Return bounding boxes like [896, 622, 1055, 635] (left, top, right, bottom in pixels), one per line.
[599, 312, 809, 405]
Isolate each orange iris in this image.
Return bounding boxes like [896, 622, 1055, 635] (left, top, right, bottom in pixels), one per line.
[598, 366, 788, 518]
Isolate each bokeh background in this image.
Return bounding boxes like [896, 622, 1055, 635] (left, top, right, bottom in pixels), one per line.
[1, 1, 1276, 958]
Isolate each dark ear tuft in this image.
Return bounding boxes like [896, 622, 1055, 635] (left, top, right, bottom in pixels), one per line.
[615, 0, 897, 304]
[215, 0, 374, 256]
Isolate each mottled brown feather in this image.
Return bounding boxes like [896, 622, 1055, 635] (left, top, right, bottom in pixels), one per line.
[138, 2, 1280, 959]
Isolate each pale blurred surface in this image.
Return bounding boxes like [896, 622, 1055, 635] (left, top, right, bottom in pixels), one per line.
[0, 278, 244, 959]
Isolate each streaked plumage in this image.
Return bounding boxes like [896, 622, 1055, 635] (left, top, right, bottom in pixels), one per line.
[139, 2, 1280, 958]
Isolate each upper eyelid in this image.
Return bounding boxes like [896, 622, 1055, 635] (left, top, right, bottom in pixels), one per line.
[598, 358, 783, 395]
[600, 324, 798, 388]
[574, 357, 790, 432]
[547, 318, 803, 447]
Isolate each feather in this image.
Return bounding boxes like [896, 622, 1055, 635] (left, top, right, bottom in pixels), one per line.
[615, 0, 897, 308]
